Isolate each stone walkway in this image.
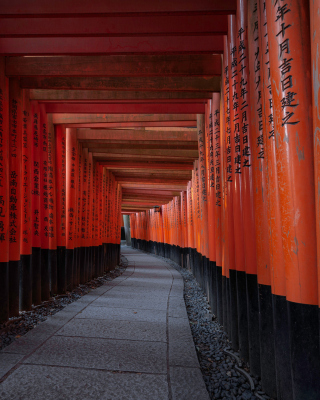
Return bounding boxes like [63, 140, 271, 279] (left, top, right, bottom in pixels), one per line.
[0, 246, 209, 400]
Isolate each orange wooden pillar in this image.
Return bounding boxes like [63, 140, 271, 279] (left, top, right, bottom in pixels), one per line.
[211, 94, 222, 321]
[31, 101, 41, 304]
[224, 29, 237, 347]
[55, 124, 66, 293]
[9, 78, 22, 317]
[86, 152, 93, 279]
[101, 166, 106, 271]
[65, 128, 77, 291]
[47, 114, 57, 295]
[73, 141, 81, 287]
[222, 35, 234, 339]
[258, 1, 292, 397]
[266, 1, 320, 397]
[248, 0, 275, 388]
[197, 114, 210, 273]
[228, 14, 244, 352]
[310, 0, 320, 376]
[234, 0, 253, 362]
[236, 0, 260, 376]
[186, 181, 194, 271]
[39, 105, 50, 300]
[91, 162, 97, 277]
[181, 190, 188, 268]
[82, 148, 89, 282]
[0, 58, 9, 323]
[97, 165, 102, 273]
[20, 89, 32, 311]
[191, 171, 197, 275]
[205, 100, 216, 310]
[94, 162, 100, 275]
[193, 160, 202, 281]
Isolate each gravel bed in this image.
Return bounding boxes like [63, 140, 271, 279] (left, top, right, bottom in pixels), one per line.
[0, 256, 128, 351]
[153, 253, 273, 400]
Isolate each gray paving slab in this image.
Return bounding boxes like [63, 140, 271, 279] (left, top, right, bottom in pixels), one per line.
[75, 305, 167, 323]
[168, 297, 189, 319]
[170, 366, 210, 400]
[24, 335, 167, 374]
[0, 365, 168, 400]
[0, 352, 24, 379]
[168, 317, 199, 368]
[90, 296, 168, 311]
[56, 318, 167, 342]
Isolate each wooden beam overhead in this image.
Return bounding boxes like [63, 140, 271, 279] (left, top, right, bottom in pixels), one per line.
[76, 129, 197, 141]
[44, 102, 205, 114]
[101, 162, 193, 170]
[0, 15, 228, 38]
[0, 35, 224, 55]
[30, 89, 212, 101]
[93, 153, 196, 161]
[65, 121, 197, 128]
[7, 55, 221, 77]
[90, 148, 198, 157]
[20, 76, 220, 91]
[0, 0, 236, 15]
[82, 143, 198, 150]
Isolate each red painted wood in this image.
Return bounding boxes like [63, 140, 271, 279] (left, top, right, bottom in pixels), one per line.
[0, 15, 228, 38]
[0, 58, 9, 263]
[0, 0, 236, 15]
[20, 90, 32, 256]
[6, 55, 221, 77]
[9, 78, 22, 262]
[44, 103, 205, 114]
[55, 125, 66, 247]
[0, 35, 224, 55]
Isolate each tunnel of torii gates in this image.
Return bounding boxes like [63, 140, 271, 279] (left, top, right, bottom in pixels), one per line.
[1, 0, 320, 398]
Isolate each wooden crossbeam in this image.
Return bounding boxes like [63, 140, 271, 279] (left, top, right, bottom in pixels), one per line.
[0, 1, 236, 15]
[44, 102, 205, 114]
[76, 129, 197, 141]
[0, 15, 228, 38]
[52, 113, 196, 124]
[30, 89, 212, 101]
[0, 35, 224, 55]
[7, 55, 221, 77]
[20, 76, 220, 91]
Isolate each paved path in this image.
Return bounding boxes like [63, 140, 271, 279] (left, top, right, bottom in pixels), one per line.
[0, 246, 209, 400]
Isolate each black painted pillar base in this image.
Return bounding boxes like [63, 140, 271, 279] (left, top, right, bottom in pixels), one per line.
[216, 266, 223, 325]
[49, 249, 57, 296]
[209, 260, 217, 317]
[57, 246, 66, 294]
[258, 283, 277, 398]
[32, 247, 41, 304]
[288, 301, 320, 399]
[246, 273, 260, 377]
[236, 270, 249, 362]
[84, 246, 89, 282]
[41, 248, 50, 301]
[272, 294, 292, 400]
[9, 259, 20, 317]
[98, 245, 103, 275]
[88, 245, 92, 279]
[73, 247, 79, 287]
[0, 261, 9, 323]
[20, 254, 32, 311]
[79, 247, 85, 284]
[222, 275, 228, 334]
[65, 248, 74, 292]
[229, 269, 239, 351]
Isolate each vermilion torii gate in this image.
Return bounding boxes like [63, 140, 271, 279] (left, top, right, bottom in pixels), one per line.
[0, 0, 320, 399]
